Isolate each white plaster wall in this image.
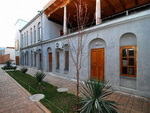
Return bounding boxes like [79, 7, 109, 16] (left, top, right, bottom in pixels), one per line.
[42, 14, 63, 40]
[20, 10, 150, 97]
[21, 15, 41, 46]
[5, 48, 15, 62]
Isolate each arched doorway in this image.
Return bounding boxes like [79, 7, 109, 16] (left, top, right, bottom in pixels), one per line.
[47, 47, 52, 72]
[89, 38, 106, 82]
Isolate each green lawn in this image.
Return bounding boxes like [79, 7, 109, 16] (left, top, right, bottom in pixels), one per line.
[7, 71, 76, 113]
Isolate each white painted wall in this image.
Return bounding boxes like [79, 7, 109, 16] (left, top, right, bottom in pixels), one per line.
[5, 48, 15, 62]
[20, 9, 150, 97]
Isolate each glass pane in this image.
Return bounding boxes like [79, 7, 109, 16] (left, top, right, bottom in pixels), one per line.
[128, 67, 134, 75]
[122, 58, 127, 66]
[122, 49, 127, 57]
[122, 67, 127, 74]
[129, 49, 134, 56]
[129, 58, 134, 66]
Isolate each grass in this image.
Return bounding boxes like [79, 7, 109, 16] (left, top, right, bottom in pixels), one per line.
[7, 71, 76, 113]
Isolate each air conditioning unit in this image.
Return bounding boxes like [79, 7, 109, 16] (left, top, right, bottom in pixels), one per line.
[55, 42, 64, 49]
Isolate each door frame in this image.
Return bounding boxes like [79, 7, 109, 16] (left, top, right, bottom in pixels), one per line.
[90, 48, 105, 81]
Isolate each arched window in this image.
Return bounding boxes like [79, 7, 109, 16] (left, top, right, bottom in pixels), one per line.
[31, 28, 32, 44]
[64, 44, 69, 71]
[26, 31, 28, 46]
[21, 34, 23, 47]
[34, 26, 36, 43]
[24, 32, 26, 46]
[31, 50, 33, 67]
[120, 33, 137, 77]
[38, 22, 41, 41]
[56, 49, 60, 71]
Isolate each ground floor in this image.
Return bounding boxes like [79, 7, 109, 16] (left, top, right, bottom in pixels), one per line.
[20, 11, 150, 98]
[22, 66, 150, 113]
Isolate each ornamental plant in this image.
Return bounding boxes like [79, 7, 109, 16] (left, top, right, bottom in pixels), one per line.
[20, 67, 28, 73]
[34, 72, 46, 85]
[79, 80, 118, 113]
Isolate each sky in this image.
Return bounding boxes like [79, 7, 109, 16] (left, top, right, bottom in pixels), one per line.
[0, 0, 50, 47]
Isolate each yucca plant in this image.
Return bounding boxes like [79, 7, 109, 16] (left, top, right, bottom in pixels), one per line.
[79, 80, 118, 113]
[20, 67, 28, 73]
[34, 72, 46, 85]
[13, 66, 17, 71]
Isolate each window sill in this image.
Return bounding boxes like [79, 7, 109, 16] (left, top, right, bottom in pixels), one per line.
[120, 75, 136, 80]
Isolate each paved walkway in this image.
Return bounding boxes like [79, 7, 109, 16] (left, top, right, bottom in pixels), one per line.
[43, 73, 150, 113]
[44, 73, 150, 113]
[0, 68, 50, 113]
[21, 67, 150, 113]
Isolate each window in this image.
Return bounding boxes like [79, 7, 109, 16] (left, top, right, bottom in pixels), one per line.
[120, 46, 136, 77]
[31, 28, 32, 44]
[56, 52, 59, 70]
[26, 31, 28, 46]
[34, 26, 36, 43]
[22, 34, 23, 47]
[38, 22, 41, 41]
[65, 51, 69, 71]
[27, 53, 28, 66]
[34, 53, 36, 67]
[24, 33, 26, 46]
[31, 51, 33, 67]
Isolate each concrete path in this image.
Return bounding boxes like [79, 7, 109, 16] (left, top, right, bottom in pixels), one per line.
[0, 68, 50, 113]
[26, 67, 150, 113]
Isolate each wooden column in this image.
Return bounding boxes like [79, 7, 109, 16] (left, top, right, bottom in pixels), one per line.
[96, 0, 101, 25]
[63, 6, 67, 35]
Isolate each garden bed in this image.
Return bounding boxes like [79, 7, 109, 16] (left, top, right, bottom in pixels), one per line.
[7, 71, 76, 113]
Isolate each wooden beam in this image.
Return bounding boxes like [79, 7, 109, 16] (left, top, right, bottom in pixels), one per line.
[119, 0, 126, 10]
[104, 0, 115, 13]
[45, 0, 70, 18]
[134, 0, 138, 5]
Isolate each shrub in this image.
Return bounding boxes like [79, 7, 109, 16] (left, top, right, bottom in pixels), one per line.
[20, 67, 28, 73]
[34, 72, 46, 84]
[13, 66, 17, 71]
[79, 80, 118, 113]
[2, 66, 13, 70]
[5, 61, 11, 68]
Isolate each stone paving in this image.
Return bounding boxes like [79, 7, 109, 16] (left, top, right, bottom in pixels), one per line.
[10, 66, 150, 113]
[44, 72, 150, 113]
[0, 68, 50, 113]
[25, 67, 150, 113]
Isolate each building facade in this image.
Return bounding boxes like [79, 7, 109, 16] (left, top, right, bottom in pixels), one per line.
[0, 47, 15, 64]
[18, 0, 150, 97]
[15, 19, 27, 65]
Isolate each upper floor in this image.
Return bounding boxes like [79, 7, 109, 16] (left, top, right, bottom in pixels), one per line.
[20, 0, 150, 49]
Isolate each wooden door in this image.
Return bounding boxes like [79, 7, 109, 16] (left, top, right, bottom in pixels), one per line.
[49, 53, 52, 72]
[16, 56, 19, 65]
[40, 54, 42, 69]
[91, 48, 104, 82]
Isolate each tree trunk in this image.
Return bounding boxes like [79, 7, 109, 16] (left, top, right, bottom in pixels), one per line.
[76, 68, 79, 112]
